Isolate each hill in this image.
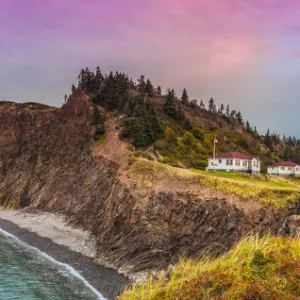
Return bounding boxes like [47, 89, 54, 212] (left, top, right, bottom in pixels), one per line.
[72, 67, 300, 172]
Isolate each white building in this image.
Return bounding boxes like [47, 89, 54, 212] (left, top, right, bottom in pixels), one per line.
[207, 152, 261, 174]
[267, 162, 300, 177]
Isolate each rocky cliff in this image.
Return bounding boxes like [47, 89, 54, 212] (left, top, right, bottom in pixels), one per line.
[0, 90, 299, 276]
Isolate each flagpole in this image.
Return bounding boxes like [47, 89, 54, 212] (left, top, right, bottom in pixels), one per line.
[213, 136, 216, 171]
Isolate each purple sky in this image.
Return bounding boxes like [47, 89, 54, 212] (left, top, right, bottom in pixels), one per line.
[1, 0, 300, 136]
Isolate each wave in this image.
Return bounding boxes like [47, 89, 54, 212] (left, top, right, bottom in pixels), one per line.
[0, 227, 106, 300]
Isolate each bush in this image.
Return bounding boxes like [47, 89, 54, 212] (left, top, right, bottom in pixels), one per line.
[191, 128, 204, 141]
[182, 131, 196, 146]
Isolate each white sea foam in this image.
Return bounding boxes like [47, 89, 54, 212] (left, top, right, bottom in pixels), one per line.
[0, 227, 106, 300]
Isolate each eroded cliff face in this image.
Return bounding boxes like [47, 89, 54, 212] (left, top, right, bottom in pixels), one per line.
[0, 90, 299, 276]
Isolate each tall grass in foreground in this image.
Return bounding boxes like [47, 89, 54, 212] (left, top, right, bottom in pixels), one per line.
[120, 235, 300, 300]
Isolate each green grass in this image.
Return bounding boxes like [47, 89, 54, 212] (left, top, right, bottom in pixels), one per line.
[120, 235, 300, 300]
[131, 159, 299, 209]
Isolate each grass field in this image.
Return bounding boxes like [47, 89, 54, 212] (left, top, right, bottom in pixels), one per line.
[120, 235, 300, 300]
[131, 159, 299, 208]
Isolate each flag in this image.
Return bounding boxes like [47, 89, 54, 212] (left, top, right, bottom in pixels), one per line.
[214, 136, 218, 143]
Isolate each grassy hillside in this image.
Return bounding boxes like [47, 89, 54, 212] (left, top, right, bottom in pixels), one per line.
[130, 158, 299, 209]
[120, 235, 300, 300]
[72, 67, 300, 171]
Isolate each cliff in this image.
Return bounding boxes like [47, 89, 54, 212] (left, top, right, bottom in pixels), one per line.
[0, 90, 299, 277]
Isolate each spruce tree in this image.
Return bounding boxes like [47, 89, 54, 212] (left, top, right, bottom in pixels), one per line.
[226, 104, 230, 117]
[208, 98, 215, 112]
[219, 103, 224, 114]
[164, 90, 177, 119]
[157, 86, 161, 95]
[71, 84, 76, 93]
[236, 111, 243, 123]
[145, 79, 154, 97]
[265, 129, 274, 151]
[181, 88, 189, 105]
[200, 100, 205, 109]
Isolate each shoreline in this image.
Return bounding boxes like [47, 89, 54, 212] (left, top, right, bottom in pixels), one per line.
[0, 210, 130, 300]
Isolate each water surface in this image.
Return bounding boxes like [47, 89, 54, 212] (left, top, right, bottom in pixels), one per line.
[0, 229, 104, 300]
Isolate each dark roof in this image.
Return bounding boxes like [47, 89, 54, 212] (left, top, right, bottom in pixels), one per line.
[211, 152, 253, 160]
[269, 162, 299, 167]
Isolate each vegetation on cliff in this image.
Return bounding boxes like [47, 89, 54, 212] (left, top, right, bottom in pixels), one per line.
[70, 67, 300, 171]
[120, 235, 300, 300]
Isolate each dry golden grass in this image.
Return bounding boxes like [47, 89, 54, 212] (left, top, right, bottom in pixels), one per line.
[120, 235, 300, 300]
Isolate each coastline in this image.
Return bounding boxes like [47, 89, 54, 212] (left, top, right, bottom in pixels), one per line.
[0, 210, 130, 300]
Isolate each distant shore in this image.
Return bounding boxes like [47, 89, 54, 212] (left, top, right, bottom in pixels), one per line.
[0, 210, 129, 300]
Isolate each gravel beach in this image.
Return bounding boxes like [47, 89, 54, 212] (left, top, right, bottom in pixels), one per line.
[0, 210, 130, 300]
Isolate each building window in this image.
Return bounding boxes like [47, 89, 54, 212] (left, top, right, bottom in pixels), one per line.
[235, 160, 240, 166]
[243, 161, 247, 167]
[226, 160, 233, 166]
[288, 167, 292, 171]
[211, 162, 214, 166]
[219, 159, 222, 164]
[281, 167, 285, 171]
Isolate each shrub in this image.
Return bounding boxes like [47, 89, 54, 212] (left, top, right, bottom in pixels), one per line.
[182, 131, 196, 146]
[191, 128, 204, 141]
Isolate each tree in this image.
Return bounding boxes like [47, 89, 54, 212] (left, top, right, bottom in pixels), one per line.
[138, 75, 146, 95]
[219, 103, 224, 114]
[182, 131, 195, 146]
[145, 79, 154, 97]
[71, 84, 76, 93]
[230, 110, 237, 119]
[164, 89, 177, 119]
[190, 99, 197, 108]
[226, 104, 230, 117]
[157, 86, 161, 95]
[200, 100, 205, 110]
[236, 111, 243, 123]
[191, 128, 204, 141]
[183, 118, 193, 130]
[265, 129, 274, 152]
[64, 94, 68, 104]
[181, 88, 189, 105]
[245, 121, 251, 134]
[177, 103, 185, 121]
[208, 98, 215, 113]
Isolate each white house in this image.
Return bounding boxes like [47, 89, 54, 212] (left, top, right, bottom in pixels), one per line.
[207, 152, 261, 174]
[267, 162, 300, 177]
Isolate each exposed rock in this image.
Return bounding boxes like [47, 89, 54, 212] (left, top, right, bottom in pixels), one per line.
[0, 90, 299, 277]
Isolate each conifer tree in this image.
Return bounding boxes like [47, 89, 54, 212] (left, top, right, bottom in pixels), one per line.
[236, 111, 243, 123]
[181, 88, 189, 105]
[265, 129, 274, 151]
[226, 104, 230, 117]
[200, 100, 205, 109]
[164, 89, 177, 119]
[157, 86, 161, 95]
[219, 103, 224, 114]
[208, 98, 215, 113]
[145, 79, 154, 97]
[71, 84, 76, 93]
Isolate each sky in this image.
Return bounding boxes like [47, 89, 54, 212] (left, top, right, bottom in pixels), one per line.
[1, 0, 300, 136]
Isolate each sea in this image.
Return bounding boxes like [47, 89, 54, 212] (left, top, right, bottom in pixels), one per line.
[0, 228, 105, 300]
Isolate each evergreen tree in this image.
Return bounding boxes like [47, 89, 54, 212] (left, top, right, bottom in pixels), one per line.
[200, 100, 205, 110]
[177, 103, 185, 121]
[230, 110, 237, 119]
[145, 79, 154, 97]
[190, 99, 197, 108]
[164, 90, 177, 119]
[236, 111, 243, 123]
[208, 98, 215, 113]
[219, 103, 224, 114]
[226, 104, 230, 117]
[181, 88, 189, 105]
[71, 84, 76, 93]
[245, 121, 251, 134]
[183, 118, 193, 130]
[265, 129, 274, 151]
[157, 86, 162, 95]
[64, 94, 68, 104]
[138, 75, 146, 95]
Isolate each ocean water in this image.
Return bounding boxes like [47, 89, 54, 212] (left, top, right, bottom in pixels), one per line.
[0, 229, 105, 300]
